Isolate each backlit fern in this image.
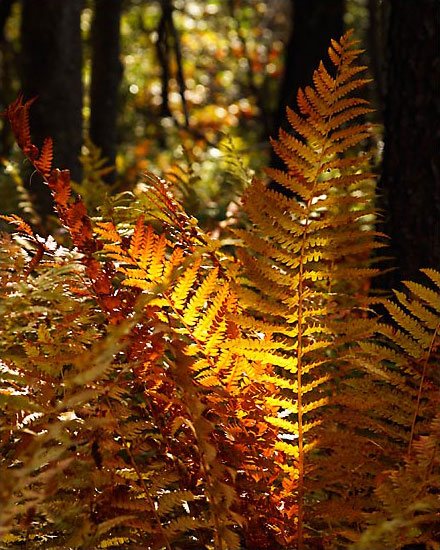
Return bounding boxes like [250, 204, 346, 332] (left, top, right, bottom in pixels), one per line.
[1, 31, 439, 550]
[231, 30, 385, 548]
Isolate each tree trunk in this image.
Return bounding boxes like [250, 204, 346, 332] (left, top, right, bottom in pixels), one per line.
[367, 0, 389, 120]
[0, 0, 16, 156]
[89, 0, 123, 185]
[272, 0, 344, 139]
[270, 0, 344, 179]
[378, 0, 440, 287]
[20, 0, 83, 220]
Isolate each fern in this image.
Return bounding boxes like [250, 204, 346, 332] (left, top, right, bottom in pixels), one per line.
[360, 271, 440, 451]
[353, 416, 440, 550]
[2, 31, 439, 550]
[93, 189, 284, 548]
[229, 29, 382, 548]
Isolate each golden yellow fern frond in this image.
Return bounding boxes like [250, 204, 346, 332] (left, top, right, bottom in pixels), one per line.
[148, 233, 167, 280]
[384, 300, 432, 347]
[394, 290, 439, 331]
[421, 268, 440, 289]
[192, 283, 232, 340]
[170, 257, 201, 310]
[128, 215, 146, 260]
[182, 267, 219, 326]
[94, 221, 122, 242]
[138, 224, 156, 270]
[228, 29, 382, 547]
[402, 280, 440, 313]
[381, 272, 440, 359]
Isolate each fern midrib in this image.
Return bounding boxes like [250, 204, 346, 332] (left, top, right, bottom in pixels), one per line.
[295, 53, 345, 550]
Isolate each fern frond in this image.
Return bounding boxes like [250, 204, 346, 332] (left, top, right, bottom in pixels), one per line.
[182, 267, 219, 326]
[192, 283, 231, 340]
[34, 137, 54, 177]
[230, 28, 383, 548]
[157, 490, 195, 516]
[402, 280, 440, 313]
[420, 268, 440, 289]
[171, 257, 201, 310]
[1, 214, 35, 237]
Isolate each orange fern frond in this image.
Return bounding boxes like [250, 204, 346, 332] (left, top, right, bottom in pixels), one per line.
[0, 214, 35, 237]
[34, 137, 54, 179]
[3, 94, 37, 157]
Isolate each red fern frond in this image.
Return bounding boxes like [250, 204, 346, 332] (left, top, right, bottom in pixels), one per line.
[0, 214, 35, 237]
[3, 94, 36, 155]
[34, 137, 54, 179]
[47, 169, 72, 209]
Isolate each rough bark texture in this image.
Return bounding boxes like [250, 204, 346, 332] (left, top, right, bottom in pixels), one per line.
[378, 0, 440, 287]
[20, 0, 83, 219]
[89, 0, 123, 184]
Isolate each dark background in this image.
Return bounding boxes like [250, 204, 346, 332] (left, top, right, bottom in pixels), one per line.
[1, 0, 439, 287]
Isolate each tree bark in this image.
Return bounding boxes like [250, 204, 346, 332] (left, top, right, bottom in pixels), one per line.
[89, 0, 123, 185]
[367, 0, 389, 120]
[20, 0, 83, 220]
[272, 0, 344, 140]
[0, 0, 16, 156]
[270, 0, 344, 179]
[378, 0, 440, 287]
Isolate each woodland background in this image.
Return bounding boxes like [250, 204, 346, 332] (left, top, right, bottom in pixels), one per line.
[0, 0, 439, 285]
[1, 2, 440, 550]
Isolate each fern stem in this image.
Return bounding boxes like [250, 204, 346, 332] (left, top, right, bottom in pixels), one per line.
[294, 44, 347, 549]
[295, 152, 326, 550]
[296, 187, 324, 548]
[408, 323, 439, 455]
[296, 241, 306, 550]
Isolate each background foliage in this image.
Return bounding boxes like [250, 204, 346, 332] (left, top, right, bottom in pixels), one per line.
[0, 2, 439, 550]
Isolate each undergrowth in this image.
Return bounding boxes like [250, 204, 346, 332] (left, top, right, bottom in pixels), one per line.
[1, 31, 438, 550]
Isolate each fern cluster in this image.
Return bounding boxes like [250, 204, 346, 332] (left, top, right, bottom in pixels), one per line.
[1, 31, 439, 550]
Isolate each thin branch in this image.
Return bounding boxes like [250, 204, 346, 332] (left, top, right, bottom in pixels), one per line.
[156, 0, 189, 128]
[168, 6, 189, 127]
[408, 323, 440, 455]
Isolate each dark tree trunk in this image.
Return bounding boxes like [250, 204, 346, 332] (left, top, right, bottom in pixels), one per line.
[270, 0, 344, 182]
[0, 0, 16, 156]
[367, 0, 389, 120]
[89, 0, 123, 185]
[272, 0, 344, 141]
[20, 0, 83, 220]
[378, 0, 440, 287]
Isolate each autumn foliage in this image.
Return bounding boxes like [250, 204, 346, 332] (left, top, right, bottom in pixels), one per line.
[1, 32, 439, 550]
